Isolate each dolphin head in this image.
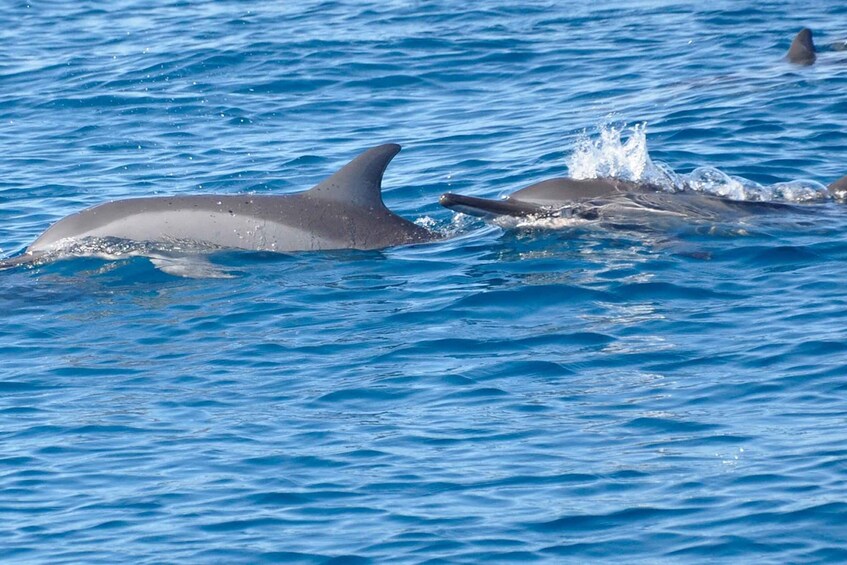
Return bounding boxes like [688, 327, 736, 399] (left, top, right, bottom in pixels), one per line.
[439, 177, 646, 220]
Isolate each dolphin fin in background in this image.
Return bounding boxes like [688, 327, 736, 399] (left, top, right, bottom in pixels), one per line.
[787, 28, 816, 65]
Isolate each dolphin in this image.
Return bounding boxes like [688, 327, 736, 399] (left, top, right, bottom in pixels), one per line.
[440, 174, 847, 223]
[1, 143, 437, 272]
[785, 27, 847, 64]
[440, 178, 652, 221]
[787, 28, 816, 65]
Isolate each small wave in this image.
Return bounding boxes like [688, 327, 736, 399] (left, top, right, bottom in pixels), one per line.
[494, 214, 591, 230]
[566, 122, 831, 203]
[685, 167, 829, 203]
[35, 236, 224, 264]
[416, 212, 480, 239]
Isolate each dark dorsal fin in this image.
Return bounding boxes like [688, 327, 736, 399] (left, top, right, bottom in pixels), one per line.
[828, 174, 847, 199]
[307, 143, 400, 210]
[787, 28, 816, 65]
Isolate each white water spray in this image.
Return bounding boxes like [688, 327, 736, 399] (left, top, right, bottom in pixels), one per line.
[565, 123, 830, 203]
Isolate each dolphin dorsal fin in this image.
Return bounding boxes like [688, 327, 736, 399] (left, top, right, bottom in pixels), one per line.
[787, 28, 816, 65]
[828, 174, 847, 199]
[307, 143, 401, 210]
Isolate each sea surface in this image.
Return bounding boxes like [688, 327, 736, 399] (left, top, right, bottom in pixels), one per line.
[3, 0, 847, 562]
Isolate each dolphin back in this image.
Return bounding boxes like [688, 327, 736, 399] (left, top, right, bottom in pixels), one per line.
[509, 178, 642, 203]
[304, 143, 435, 245]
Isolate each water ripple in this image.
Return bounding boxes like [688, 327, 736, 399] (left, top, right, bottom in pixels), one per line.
[3, 0, 847, 563]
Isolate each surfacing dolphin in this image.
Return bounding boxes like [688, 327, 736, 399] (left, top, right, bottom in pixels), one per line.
[440, 175, 847, 223]
[787, 28, 816, 65]
[1, 143, 437, 273]
[786, 27, 847, 65]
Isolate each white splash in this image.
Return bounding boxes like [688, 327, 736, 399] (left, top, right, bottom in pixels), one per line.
[416, 213, 473, 238]
[567, 122, 681, 189]
[684, 167, 768, 201]
[565, 122, 831, 203]
[493, 214, 590, 230]
[414, 216, 439, 230]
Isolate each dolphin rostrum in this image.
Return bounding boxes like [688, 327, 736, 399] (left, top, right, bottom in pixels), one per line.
[787, 28, 816, 65]
[2, 143, 437, 272]
[440, 174, 847, 223]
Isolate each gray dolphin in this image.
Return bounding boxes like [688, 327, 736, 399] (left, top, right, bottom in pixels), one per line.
[440, 174, 847, 223]
[787, 28, 816, 65]
[785, 27, 847, 64]
[440, 178, 652, 220]
[2, 143, 436, 271]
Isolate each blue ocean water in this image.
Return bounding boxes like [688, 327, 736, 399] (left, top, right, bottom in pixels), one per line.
[3, 0, 847, 562]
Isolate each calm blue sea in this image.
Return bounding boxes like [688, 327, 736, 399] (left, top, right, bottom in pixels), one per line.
[3, 0, 847, 562]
